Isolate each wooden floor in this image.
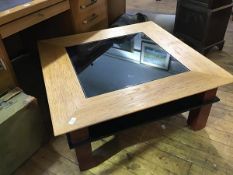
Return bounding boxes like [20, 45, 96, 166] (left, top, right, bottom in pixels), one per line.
[14, 1, 233, 175]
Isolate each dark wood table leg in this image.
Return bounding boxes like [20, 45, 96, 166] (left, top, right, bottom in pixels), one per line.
[69, 128, 95, 171]
[187, 88, 217, 131]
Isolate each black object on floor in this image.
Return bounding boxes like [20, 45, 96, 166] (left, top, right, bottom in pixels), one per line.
[126, 11, 176, 34]
[110, 13, 148, 28]
[112, 12, 176, 34]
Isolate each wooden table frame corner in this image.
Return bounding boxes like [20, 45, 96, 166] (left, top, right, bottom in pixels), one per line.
[38, 21, 233, 171]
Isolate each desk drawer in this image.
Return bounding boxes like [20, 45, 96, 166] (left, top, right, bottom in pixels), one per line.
[80, 17, 108, 33]
[0, 0, 70, 39]
[77, 0, 108, 32]
[77, 0, 107, 16]
[79, 0, 100, 10]
[71, 0, 108, 33]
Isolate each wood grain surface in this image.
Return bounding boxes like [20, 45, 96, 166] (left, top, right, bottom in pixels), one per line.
[39, 22, 233, 136]
[108, 0, 126, 24]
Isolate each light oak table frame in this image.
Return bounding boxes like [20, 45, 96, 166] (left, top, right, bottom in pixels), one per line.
[38, 22, 233, 170]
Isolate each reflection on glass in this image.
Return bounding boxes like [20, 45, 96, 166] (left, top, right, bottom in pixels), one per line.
[67, 33, 189, 98]
[141, 42, 170, 70]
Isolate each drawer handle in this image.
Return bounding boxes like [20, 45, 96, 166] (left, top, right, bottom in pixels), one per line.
[80, 0, 97, 9]
[83, 13, 98, 24]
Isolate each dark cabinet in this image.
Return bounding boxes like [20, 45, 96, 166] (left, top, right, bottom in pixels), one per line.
[174, 0, 233, 54]
[194, 0, 232, 9]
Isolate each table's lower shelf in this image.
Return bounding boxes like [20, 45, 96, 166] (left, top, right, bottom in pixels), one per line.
[67, 92, 219, 149]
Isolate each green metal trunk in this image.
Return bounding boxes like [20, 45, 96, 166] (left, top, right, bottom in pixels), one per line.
[0, 88, 46, 175]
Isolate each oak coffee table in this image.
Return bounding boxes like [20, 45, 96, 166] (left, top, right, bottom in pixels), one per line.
[39, 22, 233, 171]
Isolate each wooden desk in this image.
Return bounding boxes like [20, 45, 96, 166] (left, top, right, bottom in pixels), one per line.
[0, 0, 126, 93]
[0, 0, 70, 39]
[0, 0, 71, 93]
[0, 0, 126, 38]
[38, 22, 233, 170]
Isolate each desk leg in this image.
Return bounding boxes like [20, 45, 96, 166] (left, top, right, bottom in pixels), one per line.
[0, 37, 17, 90]
[69, 128, 95, 171]
[187, 88, 217, 131]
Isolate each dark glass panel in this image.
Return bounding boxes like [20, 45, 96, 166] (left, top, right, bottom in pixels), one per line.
[67, 33, 189, 98]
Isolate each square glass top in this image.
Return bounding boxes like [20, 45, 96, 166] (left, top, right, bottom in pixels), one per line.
[0, 0, 32, 12]
[67, 32, 189, 98]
